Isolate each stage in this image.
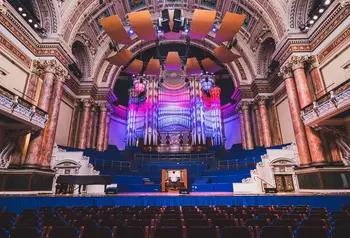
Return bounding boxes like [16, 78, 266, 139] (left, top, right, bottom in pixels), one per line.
[0, 192, 350, 213]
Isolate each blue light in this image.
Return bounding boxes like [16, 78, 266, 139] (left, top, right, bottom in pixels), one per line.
[184, 27, 189, 33]
[128, 28, 134, 35]
[157, 29, 162, 33]
[211, 26, 217, 32]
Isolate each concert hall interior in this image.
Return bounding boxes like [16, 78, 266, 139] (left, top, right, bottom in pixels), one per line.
[0, 0, 350, 237]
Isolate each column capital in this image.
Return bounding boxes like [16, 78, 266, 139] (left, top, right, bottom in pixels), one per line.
[99, 102, 108, 112]
[278, 64, 294, 79]
[289, 55, 309, 71]
[41, 59, 59, 74]
[82, 98, 93, 108]
[0, 0, 7, 15]
[256, 96, 268, 105]
[55, 66, 68, 82]
[32, 60, 45, 76]
[241, 101, 250, 110]
[307, 55, 319, 71]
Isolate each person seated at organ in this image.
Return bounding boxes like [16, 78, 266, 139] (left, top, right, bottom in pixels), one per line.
[170, 171, 178, 190]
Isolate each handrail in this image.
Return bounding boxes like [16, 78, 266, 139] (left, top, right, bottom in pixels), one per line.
[218, 157, 258, 170]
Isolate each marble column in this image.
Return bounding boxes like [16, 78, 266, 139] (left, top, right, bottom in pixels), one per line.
[85, 104, 96, 148]
[24, 60, 58, 167]
[280, 65, 312, 166]
[97, 103, 108, 151]
[40, 70, 67, 168]
[251, 105, 259, 147]
[67, 100, 81, 147]
[78, 98, 92, 149]
[253, 104, 264, 147]
[257, 96, 272, 147]
[291, 56, 327, 166]
[25, 61, 43, 103]
[104, 112, 111, 151]
[308, 56, 326, 98]
[242, 101, 254, 150]
[270, 100, 283, 145]
[92, 110, 99, 149]
[237, 109, 247, 149]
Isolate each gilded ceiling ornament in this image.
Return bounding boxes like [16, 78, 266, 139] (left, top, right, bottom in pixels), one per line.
[290, 55, 309, 70]
[42, 60, 59, 74]
[278, 64, 294, 79]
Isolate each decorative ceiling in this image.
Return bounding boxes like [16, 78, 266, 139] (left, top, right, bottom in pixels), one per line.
[11, 0, 316, 91]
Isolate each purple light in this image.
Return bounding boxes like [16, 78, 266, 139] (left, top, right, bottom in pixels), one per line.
[128, 28, 134, 35]
[211, 26, 217, 32]
[184, 27, 189, 33]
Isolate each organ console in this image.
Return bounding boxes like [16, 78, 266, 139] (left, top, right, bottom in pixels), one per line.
[161, 169, 188, 192]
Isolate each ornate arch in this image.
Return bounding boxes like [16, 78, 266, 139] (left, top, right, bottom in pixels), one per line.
[288, 0, 314, 29]
[256, 36, 276, 77]
[72, 38, 93, 79]
[35, 0, 59, 34]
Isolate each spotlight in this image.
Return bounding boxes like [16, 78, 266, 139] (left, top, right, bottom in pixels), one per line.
[313, 15, 318, 20]
[309, 20, 315, 24]
[22, 13, 27, 17]
[128, 28, 134, 35]
[184, 27, 189, 33]
[34, 24, 39, 28]
[324, 0, 331, 5]
[28, 19, 33, 23]
[211, 26, 217, 32]
[18, 7, 23, 12]
[157, 29, 162, 34]
[319, 8, 325, 13]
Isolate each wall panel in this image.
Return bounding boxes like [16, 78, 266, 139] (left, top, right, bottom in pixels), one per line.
[276, 98, 295, 144]
[56, 100, 73, 146]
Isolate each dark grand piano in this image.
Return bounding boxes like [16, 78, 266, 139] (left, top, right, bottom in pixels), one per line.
[56, 175, 113, 194]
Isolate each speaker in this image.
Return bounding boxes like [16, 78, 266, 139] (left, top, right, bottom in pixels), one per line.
[172, 9, 182, 33]
[179, 188, 190, 195]
[161, 9, 171, 33]
[264, 188, 277, 194]
[105, 187, 118, 194]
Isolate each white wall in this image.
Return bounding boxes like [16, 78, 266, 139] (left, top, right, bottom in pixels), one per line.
[56, 100, 73, 146]
[276, 97, 296, 144]
[320, 45, 350, 91]
[109, 116, 126, 150]
[224, 115, 242, 149]
[0, 53, 29, 95]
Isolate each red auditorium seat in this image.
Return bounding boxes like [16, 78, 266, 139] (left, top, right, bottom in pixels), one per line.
[187, 226, 219, 238]
[9, 227, 40, 238]
[158, 219, 183, 227]
[332, 219, 350, 227]
[71, 219, 98, 229]
[272, 219, 299, 230]
[261, 226, 293, 238]
[81, 227, 113, 238]
[153, 226, 184, 238]
[0, 228, 9, 238]
[295, 227, 329, 238]
[185, 219, 210, 227]
[221, 227, 252, 238]
[299, 219, 327, 228]
[47, 226, 79, 238]
[331, 227, 350, 238]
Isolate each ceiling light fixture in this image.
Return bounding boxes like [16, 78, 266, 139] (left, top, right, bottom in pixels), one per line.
[309, 20, 315, 24]
[313, 15, 318, 20]
[22, 13, 27, 17]
[34, 24, 39, 28]
[18, 7, 23, 12]
[319, 8, 325, 13]
[324, 0, 331, 5]
[28, 19, 33, 23]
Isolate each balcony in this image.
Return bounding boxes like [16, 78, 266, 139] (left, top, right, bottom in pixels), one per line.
[301, 79, 350, 127]
[0, 86, 47, 129]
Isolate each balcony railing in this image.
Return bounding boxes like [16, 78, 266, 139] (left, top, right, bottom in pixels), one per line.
[89, 158, 131, 171]
[134, 152, 215, 163]
[301, 79, 350, 126]
[0, 86, 47, 128]
[218, 157, 259, 170]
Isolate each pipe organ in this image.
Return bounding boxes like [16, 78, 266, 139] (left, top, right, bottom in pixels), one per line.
[126, 71, 223, 152]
